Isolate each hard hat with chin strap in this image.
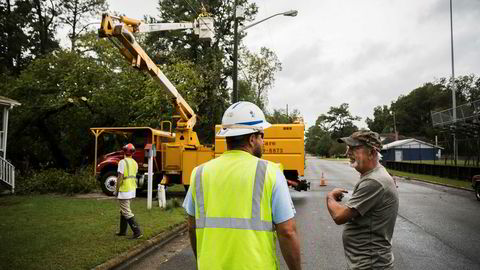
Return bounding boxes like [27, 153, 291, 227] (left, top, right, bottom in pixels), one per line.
[216, 101, 272, 137]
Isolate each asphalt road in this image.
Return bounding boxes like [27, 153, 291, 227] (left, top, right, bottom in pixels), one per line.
[123, 157, 480, 270]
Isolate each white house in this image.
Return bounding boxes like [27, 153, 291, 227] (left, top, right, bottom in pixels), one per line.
[0, 96, 21, 193]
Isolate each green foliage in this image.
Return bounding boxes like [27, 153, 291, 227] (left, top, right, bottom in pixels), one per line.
[15, 167, 97, 195]
[266, 108, 301, 124]
[239, 47, 282, 109]
[392, 82, 449, 138]
[4, 48, 133, 169]
[315, 134, 334, 157]
[305, 125, 323, 155]
[0, 0, 288, 193]
[305, 126, 332, 157]
[305, 103, 359, 157]
[3, 36, 175, 170]
[315, 103, 360, 139]
[143, 0, 260, 142]
[237, 79, 256, 103]
[366, 75, 480, 140]
[366, 105, 393, 133]
[329, 142, 346, 157]
[0, 0, 33, 74]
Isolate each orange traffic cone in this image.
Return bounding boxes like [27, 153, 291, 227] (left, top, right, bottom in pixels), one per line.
[319, 172, 327, 186]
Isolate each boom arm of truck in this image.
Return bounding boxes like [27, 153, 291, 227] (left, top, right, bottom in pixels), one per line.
[98, 13, 214, 147]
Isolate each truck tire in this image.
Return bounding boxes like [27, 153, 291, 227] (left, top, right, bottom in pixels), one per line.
[100, 171, 117, 196]
[476, 184, 480, 201]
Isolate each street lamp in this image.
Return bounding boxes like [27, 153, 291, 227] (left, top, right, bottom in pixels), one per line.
[232, 8, 298, 103]
[240, 10, 298, 32]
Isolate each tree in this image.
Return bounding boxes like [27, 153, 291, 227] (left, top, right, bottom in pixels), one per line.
[0, 0, 60, 75]
[305, 103, 359, 157]
[391, 82, 450, 139]
[237, 79, 256, 103]
[315, 133, 334, 157]
[305, 124, 334, 157]
[1, 0, 291, 172]
[366, 105, 393, 134]
[3, 32, 174, 170]
[58, 0, 108, 51]
[305, 125, 326, 155]
[266, 108, 301, 124]
[315, 103, 360, 139]
[239, 47, 282, 109]
[143, 0, 259, 143]
[29, 0, 60, 56]
[0, 0, 32, 74]
[449, 74, 480, 102]
[329, 142, 346, 158]
[364, 75, 480, 143]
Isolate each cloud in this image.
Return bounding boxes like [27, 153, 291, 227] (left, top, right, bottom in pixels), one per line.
[108, 0, 480, 129]
[425, 0, 480, 21]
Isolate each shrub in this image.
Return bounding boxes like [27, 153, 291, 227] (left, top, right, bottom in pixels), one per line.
[15, 166, 97, 195]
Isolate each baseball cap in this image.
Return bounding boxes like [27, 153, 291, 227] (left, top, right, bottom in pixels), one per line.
[337, 129, 382, 151]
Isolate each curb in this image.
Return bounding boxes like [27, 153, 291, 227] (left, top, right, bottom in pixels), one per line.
[93, 222, 188, 270]
[393, 175, 474, 192]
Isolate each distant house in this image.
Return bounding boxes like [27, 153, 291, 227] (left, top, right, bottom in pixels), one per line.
[379, 133, 407, 145]
[381, 138, 443, 161]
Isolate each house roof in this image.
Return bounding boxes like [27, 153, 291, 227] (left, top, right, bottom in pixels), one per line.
[382, 138, 443, 150]
[0, 96, 21, 107]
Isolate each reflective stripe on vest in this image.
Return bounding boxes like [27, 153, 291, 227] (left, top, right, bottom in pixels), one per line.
[195, 160, 274, 231]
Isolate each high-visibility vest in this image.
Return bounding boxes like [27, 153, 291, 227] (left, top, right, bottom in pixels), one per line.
[191, 150, 280, 270]
[119, 157, 137, 192]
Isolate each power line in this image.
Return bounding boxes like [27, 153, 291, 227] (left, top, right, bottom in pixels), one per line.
[182, 0, 199, 16]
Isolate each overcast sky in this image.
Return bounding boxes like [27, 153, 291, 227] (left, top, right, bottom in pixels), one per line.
[106, 0, 480, 128]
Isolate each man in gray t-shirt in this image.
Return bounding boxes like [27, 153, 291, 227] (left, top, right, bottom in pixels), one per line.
[326, 130, 399, 269]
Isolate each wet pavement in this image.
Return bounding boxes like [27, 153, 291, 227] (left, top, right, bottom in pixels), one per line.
[123, 157, 480, 270]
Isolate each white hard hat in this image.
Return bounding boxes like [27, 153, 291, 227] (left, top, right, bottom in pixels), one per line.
[216, 101, 272, 137]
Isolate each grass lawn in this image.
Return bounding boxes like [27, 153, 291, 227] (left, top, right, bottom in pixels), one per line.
[397, 159, 480, 167]
[167, 184, 187, 192]
[387, 169, 473, 190]
[0, 194, 186, 270]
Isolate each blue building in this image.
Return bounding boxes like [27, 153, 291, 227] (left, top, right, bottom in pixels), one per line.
[381, 138, 443, 161]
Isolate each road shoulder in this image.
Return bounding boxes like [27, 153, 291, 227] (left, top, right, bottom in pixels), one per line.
[93, 222, 187, 270]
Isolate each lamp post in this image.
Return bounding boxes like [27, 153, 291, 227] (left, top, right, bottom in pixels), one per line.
[232, 8, 298, 103]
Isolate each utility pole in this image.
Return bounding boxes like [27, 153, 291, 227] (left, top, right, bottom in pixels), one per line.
[450, 0, 458, 165]
[232, 0, 240, 103]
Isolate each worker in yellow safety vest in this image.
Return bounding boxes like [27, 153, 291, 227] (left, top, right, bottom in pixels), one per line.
[182, 101, 302, 270]
[114, 143, 142, 239]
